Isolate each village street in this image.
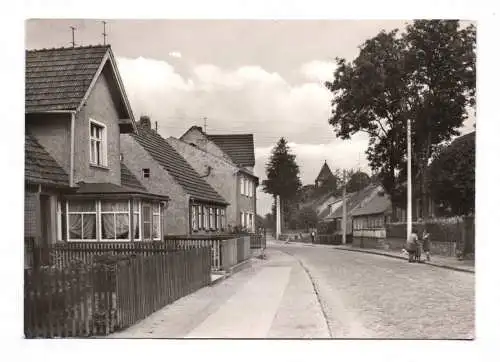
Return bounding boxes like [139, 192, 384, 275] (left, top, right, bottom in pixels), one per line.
[110, 237, 474, 339]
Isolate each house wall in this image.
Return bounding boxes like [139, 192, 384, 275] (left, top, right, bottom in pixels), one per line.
[237, 173, 257, 231]
[25, 190, 38, 238]
[120, 134, 189, 235]
[74, 69, 122, 185]
[167, 137, 238, 227]
[180, 128, 234, 163]
[26, 114, 71, 174]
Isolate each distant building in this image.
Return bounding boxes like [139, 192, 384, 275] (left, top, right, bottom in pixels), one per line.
[314, 161, 337, 189]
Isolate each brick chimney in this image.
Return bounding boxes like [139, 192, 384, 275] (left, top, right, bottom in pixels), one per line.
[139, 115, 151, 129]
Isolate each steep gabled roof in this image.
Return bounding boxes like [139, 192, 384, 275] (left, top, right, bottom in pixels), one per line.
[25, 132, 69, 187]
[315, 161, 334, 183]
[327, 184, 380, 220]
[206, 134, 255, 167]
[351, 189, 391, 216]
[133, 125, 227, 205]
[120, 163, 147, 192]
[25, 45, 135, 131]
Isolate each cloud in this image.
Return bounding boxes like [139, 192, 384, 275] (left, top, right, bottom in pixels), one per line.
[300, 60, 337, 82]
[116, 56, 368, 215]
[169, 51, 182, 59]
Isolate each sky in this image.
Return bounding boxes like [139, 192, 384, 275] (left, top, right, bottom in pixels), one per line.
[25, 19, 476, 216]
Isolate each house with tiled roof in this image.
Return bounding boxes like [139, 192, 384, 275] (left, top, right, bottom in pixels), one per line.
[319, 183, 381, 243]
[351, 188, 392, 248]
[176, 126, 258, 232]
[120, 118, 229, 235]
[25, 45, 169, 249]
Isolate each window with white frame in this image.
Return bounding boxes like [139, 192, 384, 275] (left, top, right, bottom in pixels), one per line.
[240, 212, 245, 228]
[221, 209, 226, 230]
[133, 200, 141, 240]
[249, 180, 253, 197]
[203, 206, 209, 230]
[101, 200, 130, 240]
[57, 200, 65, 241]
[240, 177, 245, 195]
[67, 200, 97, 240]
[249, 213, 253, 232]
[191, 205, 198, 232]
[216, 208, 220, 230]
[198, 205, 203, 230]
[89, 120, 107, 166]
[142, 202, 161, 240]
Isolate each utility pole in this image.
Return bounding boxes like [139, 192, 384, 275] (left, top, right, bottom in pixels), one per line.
[407, 119, 412, 242]
[342, 169, 347, 244]
[276, 195, 281, 238]
[70, 26, 76, 47]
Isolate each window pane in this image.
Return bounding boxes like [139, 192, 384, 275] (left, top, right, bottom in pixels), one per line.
[152, 214, 160, 239]
[101, 214, 114, 239]
[96, 140, 101, 165]
[68, 200, 96, 212]
[143, 222, 151, 239]
[116, 214, 130, 239]
[143, 205, 152, 222]
[101, 200, 129, 212]
[133, 200, 140, 212]
[133, 213, 140, 239]
[69, 214, 82, 239]
[91, 140, 96, 163]
[82, 214, 96, 239]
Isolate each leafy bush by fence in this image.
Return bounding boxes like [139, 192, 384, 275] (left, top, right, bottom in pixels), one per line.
[24, 247, 211, 338]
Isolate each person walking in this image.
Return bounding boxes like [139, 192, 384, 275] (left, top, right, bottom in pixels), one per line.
[422, 229, 431, 261]
[311, 230, 316, 243]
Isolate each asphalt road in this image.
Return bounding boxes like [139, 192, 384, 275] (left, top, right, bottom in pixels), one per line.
[274, 242, 475, 339]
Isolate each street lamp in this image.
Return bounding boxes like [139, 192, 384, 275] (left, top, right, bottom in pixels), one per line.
[407, 118, 412, 242]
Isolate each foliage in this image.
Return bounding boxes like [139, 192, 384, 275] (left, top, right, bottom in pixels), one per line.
[429, 132, 475, 215]
[290, 206, 319, 230]
[346, 171, 371, 193]
[325, 20, 476, 216]
[263, 137, 302, 225]
[262, 137, 302, 199]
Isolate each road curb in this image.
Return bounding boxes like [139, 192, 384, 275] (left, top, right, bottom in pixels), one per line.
[209, 258, 255, 286]
[333, 247, 475, 274]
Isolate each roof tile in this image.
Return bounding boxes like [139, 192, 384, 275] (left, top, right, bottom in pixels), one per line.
[25, 45, 109, 112]
[207, 134, 255, 167]
[133, 125, 227, 205]
[25, 133, 69, 187]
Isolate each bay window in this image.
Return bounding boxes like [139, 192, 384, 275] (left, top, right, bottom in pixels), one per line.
[65, 199, 161, 242]
[210, 208, 215, 230]
[221, 209, 226, 230]
[198, 205, 203, 230]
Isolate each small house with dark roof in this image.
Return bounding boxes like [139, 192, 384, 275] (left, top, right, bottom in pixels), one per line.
[351, 188, 392, 248]
[25, 45, 168, 249]
[120, 119, 229, 236]
[319, 183, 381, 243]
[177, 126, 258, 232]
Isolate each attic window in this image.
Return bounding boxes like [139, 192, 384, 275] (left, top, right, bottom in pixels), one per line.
[142, 168, 150, 179]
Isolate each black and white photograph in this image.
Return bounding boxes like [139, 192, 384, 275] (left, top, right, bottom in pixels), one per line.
[9, 2, 498, 353]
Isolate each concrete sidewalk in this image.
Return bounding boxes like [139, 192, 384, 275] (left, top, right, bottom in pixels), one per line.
[109, 249, 329, 338]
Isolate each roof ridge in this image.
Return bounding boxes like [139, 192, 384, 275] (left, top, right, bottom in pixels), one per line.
[26, 44, 110, 53]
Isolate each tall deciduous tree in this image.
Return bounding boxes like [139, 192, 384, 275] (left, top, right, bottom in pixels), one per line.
[429, 132, 475, 215]
[325, 20, 476, 220]
[263, 137, 302, 226]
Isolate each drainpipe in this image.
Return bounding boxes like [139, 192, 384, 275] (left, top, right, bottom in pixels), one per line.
[70, 112, 76, 187]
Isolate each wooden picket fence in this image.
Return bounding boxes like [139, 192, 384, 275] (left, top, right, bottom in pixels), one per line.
[24, 247, 211, 338]
[250, 233, 266, 249]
